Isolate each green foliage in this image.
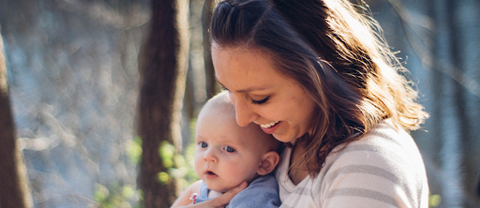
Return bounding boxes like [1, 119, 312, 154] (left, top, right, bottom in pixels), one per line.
[157, 171, 170, 184]
[94, 137, 144, 207]
[93, 182, 143, 208]
[158, 140, 199, 190]
[173, 143, 199, 190]
[159, 141, 176, 169]
[126, 136, 143, 165]
[154, 118, 199, 190]
[429, 194, 441, 208]
[97, 119, 199, 206]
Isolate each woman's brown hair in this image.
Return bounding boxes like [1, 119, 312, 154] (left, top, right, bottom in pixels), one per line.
[210, 0, 428, 176]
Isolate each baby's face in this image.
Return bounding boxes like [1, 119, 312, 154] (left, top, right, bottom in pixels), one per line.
[194, 111, 267, 193]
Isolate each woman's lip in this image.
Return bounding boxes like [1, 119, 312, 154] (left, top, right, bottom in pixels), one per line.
[260, 121, 281, 134]
[259, 121, 280, 128]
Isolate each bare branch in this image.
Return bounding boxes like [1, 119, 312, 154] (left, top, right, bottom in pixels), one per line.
[387, 0, 480, 98]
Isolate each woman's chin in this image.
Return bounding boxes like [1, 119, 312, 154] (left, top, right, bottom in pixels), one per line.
[272, 133, 295, 143]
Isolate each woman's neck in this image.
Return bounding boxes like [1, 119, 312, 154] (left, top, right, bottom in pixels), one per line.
[288, 140, 309, 185]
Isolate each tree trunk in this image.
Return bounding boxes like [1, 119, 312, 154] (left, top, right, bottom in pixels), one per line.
[0, 30, 32, 208]
[202, 0, 218, 99]
[137, 0, 189, 207]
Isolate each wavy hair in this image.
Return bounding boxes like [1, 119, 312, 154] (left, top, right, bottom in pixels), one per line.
[210, 0, 428, 175]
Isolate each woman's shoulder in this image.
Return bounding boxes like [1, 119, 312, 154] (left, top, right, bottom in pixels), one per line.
[326, 120, 424, 172]
[312, 120, 429, 207]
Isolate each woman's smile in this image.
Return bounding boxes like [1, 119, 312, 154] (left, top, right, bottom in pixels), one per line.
[258, 121, 280, 129]
[257, 121, 281, 134]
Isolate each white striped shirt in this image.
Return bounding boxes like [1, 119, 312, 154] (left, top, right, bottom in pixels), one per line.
[276, 121, 429, 208]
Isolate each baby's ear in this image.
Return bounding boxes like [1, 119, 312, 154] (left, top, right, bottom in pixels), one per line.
[257, 151, 280, 176]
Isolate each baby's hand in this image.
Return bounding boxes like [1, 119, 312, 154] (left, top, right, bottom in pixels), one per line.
[175, 181, 247, 208]
[190, 193, 198, 204]
[171, 180, 202, 208]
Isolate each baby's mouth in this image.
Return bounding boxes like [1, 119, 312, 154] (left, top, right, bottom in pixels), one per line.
[207, 170, 217, 176]
[205, 170, 218, 179]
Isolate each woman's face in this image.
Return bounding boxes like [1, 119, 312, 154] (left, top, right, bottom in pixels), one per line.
[212, 44, 317, 143]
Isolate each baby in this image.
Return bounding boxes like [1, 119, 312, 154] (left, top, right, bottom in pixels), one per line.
[171, 92, 282, 208]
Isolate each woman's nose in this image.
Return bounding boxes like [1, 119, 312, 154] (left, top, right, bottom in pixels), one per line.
[233, 98, 258, 127]
[203, 149, 217, 163]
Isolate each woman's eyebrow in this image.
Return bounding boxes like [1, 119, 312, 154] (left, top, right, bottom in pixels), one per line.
[215, 78, 267, 93]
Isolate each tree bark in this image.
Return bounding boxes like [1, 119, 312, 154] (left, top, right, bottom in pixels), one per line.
[0, 30, 32, 208]
[202, 0, 218, 99]
[137, 0, 189, 207]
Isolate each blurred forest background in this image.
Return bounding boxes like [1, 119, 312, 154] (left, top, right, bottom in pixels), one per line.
[0, 0, 479, 207]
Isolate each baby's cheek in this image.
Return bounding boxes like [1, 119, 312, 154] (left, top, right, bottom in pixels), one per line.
[223, 165, 242, 178]
[193, 158, 203, 175]
[229, 166, 256, 183]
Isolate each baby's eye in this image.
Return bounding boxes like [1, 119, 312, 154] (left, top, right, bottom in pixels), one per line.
[200, 142, 208, 148]
[223, 146, 235, 153]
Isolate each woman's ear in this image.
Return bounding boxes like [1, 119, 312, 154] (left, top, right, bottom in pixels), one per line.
[257, 151, 280, 176]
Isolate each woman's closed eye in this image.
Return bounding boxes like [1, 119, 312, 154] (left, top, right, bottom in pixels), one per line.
[221, 85, 229, 91]
[252, 96, 269, 105]
[223, 146, 236, 153]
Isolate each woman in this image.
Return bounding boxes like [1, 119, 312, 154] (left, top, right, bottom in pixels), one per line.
[180, 0, 429, 207]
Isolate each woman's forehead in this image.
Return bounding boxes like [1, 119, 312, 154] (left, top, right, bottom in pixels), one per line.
[213, 47, 280, 86]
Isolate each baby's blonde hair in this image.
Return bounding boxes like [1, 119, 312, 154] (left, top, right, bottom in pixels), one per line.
[199, 92, 281, 154]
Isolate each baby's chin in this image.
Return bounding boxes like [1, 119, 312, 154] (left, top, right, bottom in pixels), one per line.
[205, 176, 256, 193]
[209, 185, 232, 193]
[206, 182, 239, 193]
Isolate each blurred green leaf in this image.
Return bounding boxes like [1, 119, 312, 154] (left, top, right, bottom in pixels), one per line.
[157, 171, 170, 184]
[159, 141, 175, 168]
[126, 136, 143, 165]
[429, 194, 441, 207]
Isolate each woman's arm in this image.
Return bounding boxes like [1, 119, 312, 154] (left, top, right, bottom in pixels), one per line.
[172, 181, 247, 208]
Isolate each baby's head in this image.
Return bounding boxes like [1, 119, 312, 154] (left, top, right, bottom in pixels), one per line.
[194, 91, 281, 193]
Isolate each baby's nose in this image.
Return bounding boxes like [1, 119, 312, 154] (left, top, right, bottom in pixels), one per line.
[203, 149, 218, 163]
